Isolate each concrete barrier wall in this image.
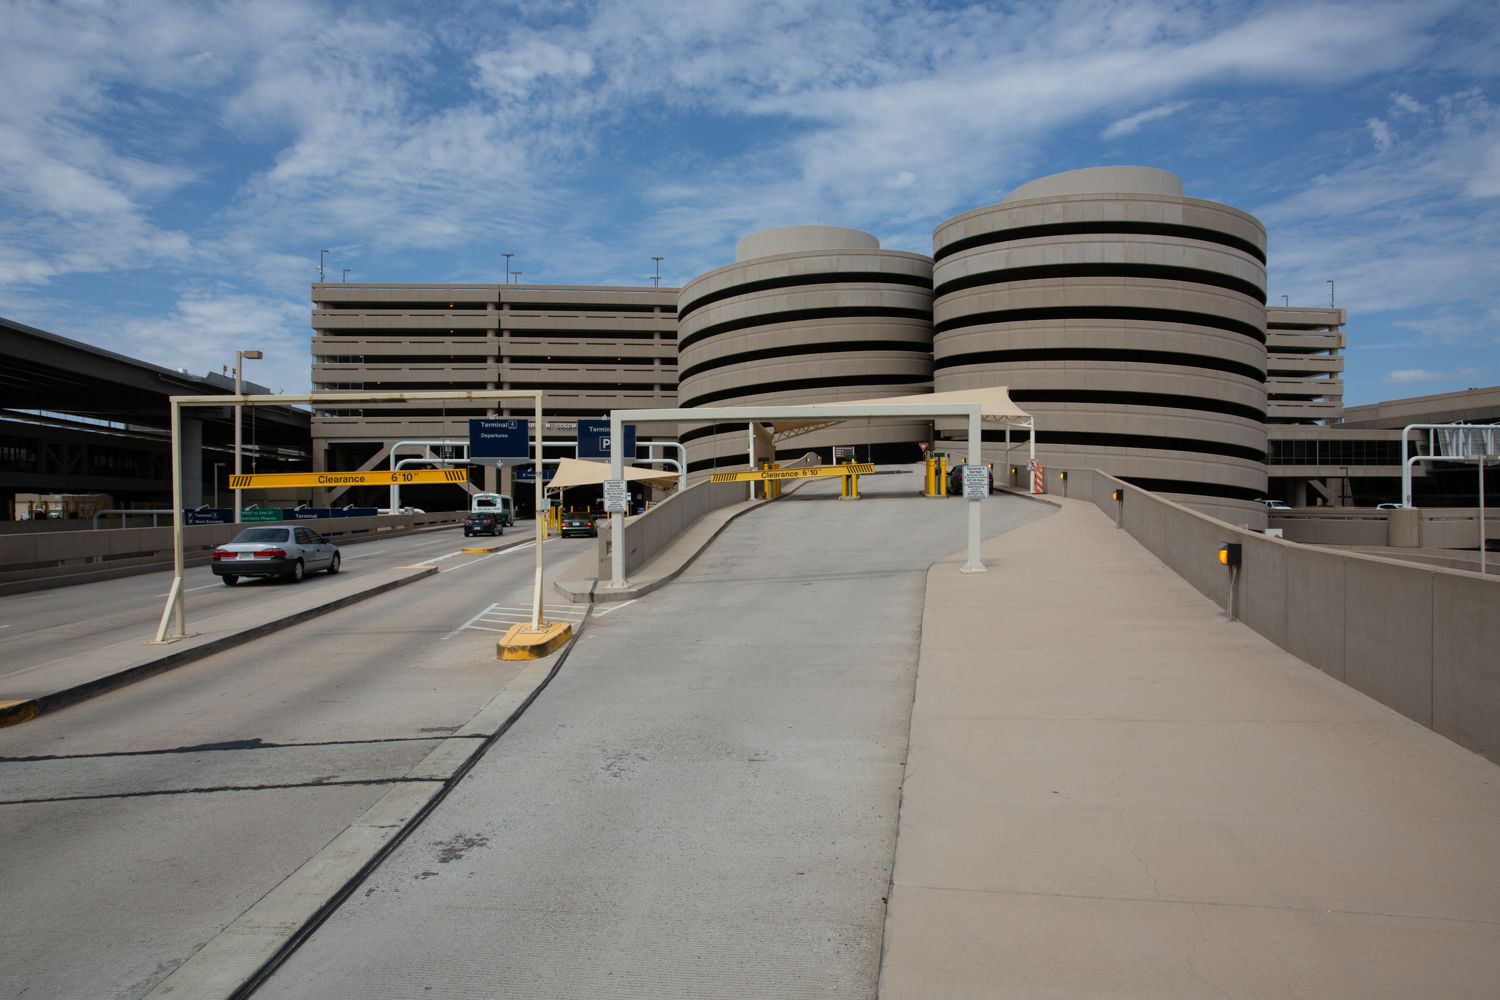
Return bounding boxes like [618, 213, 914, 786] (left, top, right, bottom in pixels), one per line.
[1065, 469, 1500, 763]
[0, 512, 463, 592]
[599, 479, 750, 578]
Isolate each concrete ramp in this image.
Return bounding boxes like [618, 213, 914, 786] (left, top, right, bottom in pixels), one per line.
[880, 498, 1500, 998]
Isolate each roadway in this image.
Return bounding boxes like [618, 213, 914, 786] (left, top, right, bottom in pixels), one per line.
[250, 475, 1050, 998]
[0, 524, 596, 1000]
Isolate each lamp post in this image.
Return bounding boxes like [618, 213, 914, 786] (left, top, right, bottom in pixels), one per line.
[343, 268, 350, 283]
[319, 249, 329, 282]
[502, 252, 514, 283]
[213, 462, 225, 508]
[233, 350, 263, 523]
[652, 256, 663, 287]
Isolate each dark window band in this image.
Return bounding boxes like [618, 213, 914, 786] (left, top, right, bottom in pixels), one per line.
[679, 372, 931, 408]
[979, 428, 1264, 463]
[936, 346, 1264, 383]
[934, 221, 1266, 265]
[678, 271, 931, 321]
[1117, 477, 1268, 502]
[679, 339, 932, 383]
[678, 306, 931, 353]
[934, 305, 1265, 344]
[1008, 389, 1265, 423]
[934, 263, 1264, 305]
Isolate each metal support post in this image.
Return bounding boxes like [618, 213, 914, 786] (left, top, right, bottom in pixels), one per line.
[610, 413, 627, 588]
[531, 395, 545, 629]
[153, 400, 188, 642]
[961, 408, 986, 573]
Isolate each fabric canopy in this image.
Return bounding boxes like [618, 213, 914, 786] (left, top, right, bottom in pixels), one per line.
[544, 457, 680, 493]
[770, 386, 1032, 440]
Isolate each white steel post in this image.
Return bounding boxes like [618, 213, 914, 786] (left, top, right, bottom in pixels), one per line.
[610, 413, 627, 589]
[532, 396, 545, 629]
[153, 399, 187, 642]
[961, 406, 986, 574]
[1480, 455, 1488, 576]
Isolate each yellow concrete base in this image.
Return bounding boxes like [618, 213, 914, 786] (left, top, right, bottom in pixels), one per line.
[461, 546, 501, 554]
[497, 621, 573, 660]
[0, 699, 40, 728]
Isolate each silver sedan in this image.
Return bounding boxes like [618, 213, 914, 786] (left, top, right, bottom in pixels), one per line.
[211, 525, 341, 585]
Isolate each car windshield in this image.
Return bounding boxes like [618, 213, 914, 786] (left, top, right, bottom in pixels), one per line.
[233, 528, 291, 544]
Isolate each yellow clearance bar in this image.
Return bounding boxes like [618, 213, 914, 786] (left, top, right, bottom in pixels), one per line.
[229, 469, 469, 490]
[709, 463, 875, 484]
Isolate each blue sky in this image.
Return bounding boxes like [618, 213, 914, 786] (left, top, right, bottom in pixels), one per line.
[1, 0, 1497, 405]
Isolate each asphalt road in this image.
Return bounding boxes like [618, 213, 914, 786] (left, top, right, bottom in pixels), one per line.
[0, 526, 594, 1000]
[254, 478, 1050, 998]
[0, 526, 508, 684]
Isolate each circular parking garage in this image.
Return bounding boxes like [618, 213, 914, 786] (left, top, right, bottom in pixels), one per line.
[931, 167, 1270, 523]
[676, 226, 934, 476]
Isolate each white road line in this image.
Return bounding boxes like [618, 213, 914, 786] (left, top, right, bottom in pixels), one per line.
[442, 602, 500, 641]
[153, 582, 224, 597]
[439, 542, 535, 573]
[463, 625, 511, 634]
[594, 599, 637, 617]
[342, 549, 387, 560]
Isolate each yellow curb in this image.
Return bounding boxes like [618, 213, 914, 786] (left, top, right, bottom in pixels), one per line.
[395, 564, 439, 569]
[497, 621, 572, 660]
[1, 699, 40, 728]
[461, 546, 501, 554]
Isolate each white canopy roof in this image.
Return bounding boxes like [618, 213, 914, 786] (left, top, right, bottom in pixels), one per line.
[771, 386, 1032, 440]
[544, 457, 680, 493]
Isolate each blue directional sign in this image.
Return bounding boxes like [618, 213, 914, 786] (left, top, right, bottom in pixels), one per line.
[469, 418, 531, 459]
[577, 418, 636, 460]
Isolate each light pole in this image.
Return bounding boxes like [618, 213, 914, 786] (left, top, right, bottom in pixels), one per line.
[1327, 279, 1335, 307]
[502, 252, 515, 283]
[511, 271, 522, 284]
[652, 257, 663, 287]
[233, 350, 263, 523]
[319, 249, 330, 282]
[342, 268, 350, 283]
[213, 462, 225, 508]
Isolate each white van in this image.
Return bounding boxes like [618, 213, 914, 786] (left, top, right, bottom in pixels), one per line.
[470, 492, 514, 526]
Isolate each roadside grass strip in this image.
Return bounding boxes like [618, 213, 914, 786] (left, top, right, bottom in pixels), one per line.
[443, 602, 586, 640]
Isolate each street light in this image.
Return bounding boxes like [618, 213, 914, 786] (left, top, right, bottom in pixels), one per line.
[502, 252, 515, 283]
[652, 256, 663, 287]
[233, 350, 264, 524]
[343, 268, 350, 283]
[319, 249, 330, 282]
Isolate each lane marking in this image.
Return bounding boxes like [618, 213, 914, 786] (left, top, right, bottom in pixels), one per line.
[342, 549, 387, 560]
[594, 599, 637, 617]
[443, 602, 499, 641]
[153, 583, 225, 597]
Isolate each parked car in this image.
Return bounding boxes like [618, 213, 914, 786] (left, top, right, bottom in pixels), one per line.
[212, 526, 340, 585]
[464, 512, 504, 536]
[560, 512, 598, 538]
[1262, 499, 1291, 510]
[1377, 503, 1403, 510]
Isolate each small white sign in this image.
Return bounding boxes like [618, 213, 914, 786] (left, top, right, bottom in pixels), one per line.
[832, 445, 856, 462]
[603, 479, 629, 513]
[1026, 458, 1040, 472]
[961, 464, 989, 500]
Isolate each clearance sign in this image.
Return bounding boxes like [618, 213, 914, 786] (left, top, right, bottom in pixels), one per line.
[229, 469, 468, 490]
[709, 463, 875, 483]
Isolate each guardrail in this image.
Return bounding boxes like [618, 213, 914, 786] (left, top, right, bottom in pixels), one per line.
[1057, 468, 1500, 765]
[0, 512, 465, 596]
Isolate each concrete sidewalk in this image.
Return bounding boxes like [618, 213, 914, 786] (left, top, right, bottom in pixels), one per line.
[879, 498, 1500, 998]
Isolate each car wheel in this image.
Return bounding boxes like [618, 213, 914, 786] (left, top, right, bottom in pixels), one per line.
[289, 559, 304, 583]
[326, 552, 341, 575]
[222, 574, 239, 586]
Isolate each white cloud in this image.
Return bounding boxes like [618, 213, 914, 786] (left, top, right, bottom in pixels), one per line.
[1386, 368, 1447, 383]
[1367, 117, 1393, 151]
[1103, 101, 1190, 140]
[1392, 91, 1428, 115]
